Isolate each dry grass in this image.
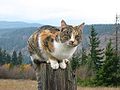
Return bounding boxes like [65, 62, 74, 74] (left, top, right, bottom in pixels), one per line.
[0, 79, 37, 90]
[0, 64, 36, 79]
[0, 79, 120, 90]
[77, 87, 120, 90]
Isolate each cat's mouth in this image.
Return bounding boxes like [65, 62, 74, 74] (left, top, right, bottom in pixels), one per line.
[68, 44, 77, 47]
[66, 41, 78, 47]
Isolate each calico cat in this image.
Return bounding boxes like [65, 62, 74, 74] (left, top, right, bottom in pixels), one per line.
[27, 20, 84, 69]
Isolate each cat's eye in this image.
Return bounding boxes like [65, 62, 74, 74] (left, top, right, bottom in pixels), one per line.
[75, 35, 81, 39]
[64, 36, 69, 40]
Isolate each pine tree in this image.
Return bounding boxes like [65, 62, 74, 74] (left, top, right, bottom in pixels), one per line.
[6, 53, 11, 64]
[17, 51, 23, 65]
[0, 48, 3, 65]
[81, 48, 87, 65]
[96, 39, 119, 86]
[71, 52, 81, 71]
[88, 25, 104, 72]
[2, 50, 7, 64]
[117, 56, 120, 86]
[0, 48, 12, 65]
[11, 50, 18, 65]
[0, 49, 7, 65]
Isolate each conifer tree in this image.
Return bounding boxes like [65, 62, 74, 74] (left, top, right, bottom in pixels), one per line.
[81, 48, 87, 65]
[88, 25, 104, 72]
[96, 39, 119, 86]
[2, 50, 7, 64]
[0, 48, 3, 65]
[11, 50, 18, 65]
[6, 53, 11, 64]
[71, 52, 81, 71]
[17, 51, 23, 65]
[0, 48, 12, 65]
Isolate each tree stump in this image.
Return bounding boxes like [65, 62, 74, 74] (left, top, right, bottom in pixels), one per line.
[35, 63, 77, 90]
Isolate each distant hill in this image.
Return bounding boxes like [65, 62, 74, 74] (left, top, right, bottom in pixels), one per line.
[0, 24, 115, 50]
[0, 22, 118, 63]
[0, 21, 41, 29]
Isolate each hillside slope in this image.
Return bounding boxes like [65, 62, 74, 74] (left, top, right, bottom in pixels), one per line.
[0, 23, 118, 63]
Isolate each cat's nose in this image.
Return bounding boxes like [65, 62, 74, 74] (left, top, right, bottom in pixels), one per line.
[69, 41, 74, 45]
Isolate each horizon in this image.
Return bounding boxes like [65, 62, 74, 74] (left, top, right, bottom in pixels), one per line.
[0, 20, 116, 26]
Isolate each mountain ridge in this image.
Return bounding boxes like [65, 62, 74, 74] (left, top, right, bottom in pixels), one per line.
[0, 21, 42, 29]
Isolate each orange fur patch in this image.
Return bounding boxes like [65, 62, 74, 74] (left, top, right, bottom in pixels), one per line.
[40, 30, 60, 52]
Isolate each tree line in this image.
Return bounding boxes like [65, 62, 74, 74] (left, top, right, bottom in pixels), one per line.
[71, 25, 120, 86]
[0, 49, 23, 66]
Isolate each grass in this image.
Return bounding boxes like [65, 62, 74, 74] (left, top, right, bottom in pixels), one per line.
[0, 79, 120, 90]
[77, 87, 120, 90]
[0, 79, 37, 90]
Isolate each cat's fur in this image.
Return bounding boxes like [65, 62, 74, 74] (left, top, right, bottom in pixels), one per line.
[27, 20, 84, 69]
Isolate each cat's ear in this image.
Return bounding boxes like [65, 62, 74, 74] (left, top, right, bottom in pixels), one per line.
[61, 20, 67, 28]
[78, 22, 85, 31]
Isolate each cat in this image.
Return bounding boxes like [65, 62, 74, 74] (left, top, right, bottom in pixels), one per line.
[27, 20, 84, 69]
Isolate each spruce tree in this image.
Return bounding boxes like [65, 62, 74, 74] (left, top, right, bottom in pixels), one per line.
[17, 51, 23, 65]
[81, 48, 87, 65]
[2, 50, 7, 64]
[0, 49, 7, 65]
[71, 52, 81, 71]
[88, 25, 104, 72]
[11, 50, 18, 65]
[96, 39, 119, 86]
[6, 53, 11, 64]
[0, 48, 3, 65]
[117, 56, 120, 86]
[0, 48, 12, 65]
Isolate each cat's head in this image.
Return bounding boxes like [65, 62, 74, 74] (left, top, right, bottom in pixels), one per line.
[59, 20, 84, 47]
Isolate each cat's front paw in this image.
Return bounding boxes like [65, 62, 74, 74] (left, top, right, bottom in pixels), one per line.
[60, 60, 67, 69]
[49, 59, 59, 69]
[64, 59, 70, 64]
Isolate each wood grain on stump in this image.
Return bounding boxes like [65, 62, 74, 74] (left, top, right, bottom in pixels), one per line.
[35, 63, 77, 90]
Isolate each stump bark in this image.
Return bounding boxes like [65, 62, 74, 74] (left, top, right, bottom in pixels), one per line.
[35, 63, 77, 90]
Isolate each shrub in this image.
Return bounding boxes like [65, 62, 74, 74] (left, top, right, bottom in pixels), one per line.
[0, 64, 36, 80]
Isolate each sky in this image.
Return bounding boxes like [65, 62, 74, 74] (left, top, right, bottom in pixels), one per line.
[0, 0, 120, 25]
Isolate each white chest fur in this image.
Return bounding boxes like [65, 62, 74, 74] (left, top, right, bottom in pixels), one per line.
[51, 41, 77, 60]
[38, 36, 77, 60]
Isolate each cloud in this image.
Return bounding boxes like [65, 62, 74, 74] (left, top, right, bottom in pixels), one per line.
[0, 0, 120, 24]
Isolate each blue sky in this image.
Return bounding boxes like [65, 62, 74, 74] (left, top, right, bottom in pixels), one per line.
[0, 0, 120, 25]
